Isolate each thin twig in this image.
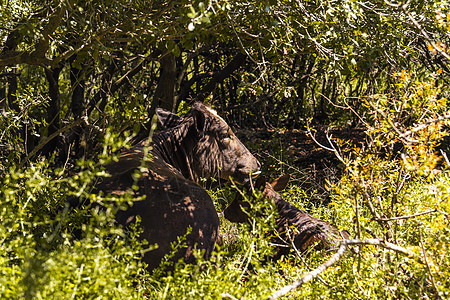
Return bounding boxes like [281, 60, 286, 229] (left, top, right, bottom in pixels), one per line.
[221, 293, 239, 300]
[377, 209, 438, 222]
[268, 238, 424, 299]
[362, 191, 394, 241]
[419, 229, 441, 298]
[19, 118, 86, 167]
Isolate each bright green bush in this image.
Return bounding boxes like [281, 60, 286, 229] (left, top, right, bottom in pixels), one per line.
[0, 128, 150, 299]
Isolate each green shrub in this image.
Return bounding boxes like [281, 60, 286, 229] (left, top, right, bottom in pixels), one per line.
[0, 130, 149, 299]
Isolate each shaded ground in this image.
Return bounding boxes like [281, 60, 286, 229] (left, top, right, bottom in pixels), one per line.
[237, 127, 367, 203]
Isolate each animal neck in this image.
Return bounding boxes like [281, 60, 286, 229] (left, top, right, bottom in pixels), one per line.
[273, 197, 293, 215]
[267, 190, 304, 225]
[151, 123, 197, 181]
[263, 186, 288, 212]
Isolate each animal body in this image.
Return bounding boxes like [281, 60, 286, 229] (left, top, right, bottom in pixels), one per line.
[96, 102, 260, 270]
[224, 175, 349, 259]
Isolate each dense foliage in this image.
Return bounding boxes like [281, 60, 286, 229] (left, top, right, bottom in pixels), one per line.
[1, 0, 450, 298]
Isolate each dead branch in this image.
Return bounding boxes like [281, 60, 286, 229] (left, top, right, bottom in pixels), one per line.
[19, 117, 87, 167]
[268, 238, 424, 299]
[398, 112, 450, 140]
[268, 240, 347, 300]
[306, 129, 336, 153]
[285, 226, 330, 287]
[419, 229, 442, 298]
[377, 209, 438, 222]
[221, 293, 239, 300]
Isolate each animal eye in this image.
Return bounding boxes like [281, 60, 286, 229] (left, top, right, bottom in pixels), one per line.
[218, 128, 234, 143]
[220, 132, 232, 141]
[222, 134, 231, 140]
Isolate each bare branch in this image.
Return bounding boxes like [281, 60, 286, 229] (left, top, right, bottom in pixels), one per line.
[19, 117, 86, 167]
[268, 241, 347, 300]
[419, 229, 442, 298]
[440, 149, 450, 166]
[398, 112, 450, 140]
[306, 127, 349, 172]
[221, 293, 239, 300]
[377, 209, 438, 222]
[306, 129, 336, 153]
[268, 238, 424, 299]
[285, 226, 330, 287]
[196, 52, 247, 102]
[406, 12, 450, 61]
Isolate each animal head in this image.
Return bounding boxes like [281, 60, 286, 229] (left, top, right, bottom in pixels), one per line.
[155, 102, 261, 183]
[223, 174, 290, 223]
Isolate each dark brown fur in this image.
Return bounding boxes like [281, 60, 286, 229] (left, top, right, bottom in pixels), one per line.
[224, 175, 349, 259]
[97, 102, 260, 270]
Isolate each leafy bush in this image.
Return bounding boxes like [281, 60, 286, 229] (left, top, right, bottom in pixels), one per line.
[0, 127, 150, 299]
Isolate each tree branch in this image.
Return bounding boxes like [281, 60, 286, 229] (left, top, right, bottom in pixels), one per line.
[269, 240, 347, 300]
[268, 238, 424, 299]
[86, 53, 157, 116]
[377, 209, 438, 222]
[196, 52, 247, 101]
[0, 2, 66, 68]
[19, 118, 85, 167]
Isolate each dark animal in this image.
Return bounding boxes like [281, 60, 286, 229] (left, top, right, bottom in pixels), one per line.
[96, 102, 260, 270]
[224, 175, 349, 259]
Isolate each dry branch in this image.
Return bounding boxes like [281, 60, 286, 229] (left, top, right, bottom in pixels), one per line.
[377, 209, 438, 222]
[19, 117, 86, 167]
[268, 241, 347, 300]
[268, 238, 424, 300]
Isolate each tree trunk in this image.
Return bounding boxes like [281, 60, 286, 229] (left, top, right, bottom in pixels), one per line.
[144, 51, 176, 135]
[135, 51, 177, 144]
[153, 51, 177, 112]
[197, 52, 246, 102]
[7, 69, 19, 112]
[69, 58, 86, 156]
[43, 65, 62, 156]
[70, 63, 85, 119]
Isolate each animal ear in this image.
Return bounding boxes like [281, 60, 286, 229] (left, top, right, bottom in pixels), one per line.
[193, 109, 206, 134]
[270, 174, 290, 191]
[156, 108, 184, 128]
[254, 175, 266, 189]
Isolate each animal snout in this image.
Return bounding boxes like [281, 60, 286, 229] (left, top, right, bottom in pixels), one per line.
[234, 157, 261, 183]
[237, 157, 260, 175]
